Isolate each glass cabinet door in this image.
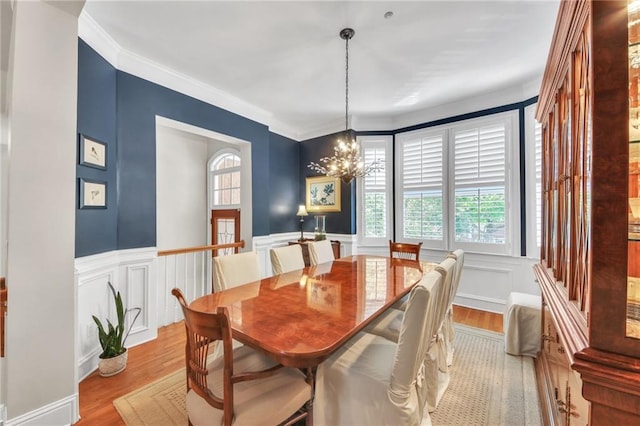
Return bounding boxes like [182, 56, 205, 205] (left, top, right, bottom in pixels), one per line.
[628, 0, 640, 338]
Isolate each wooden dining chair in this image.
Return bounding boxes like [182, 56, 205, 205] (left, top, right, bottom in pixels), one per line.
[213, 251, 261, 292]
[270, 244, 305, 275]
[171, 288, 311, 426]
[307, 239, 335, 265]
[389, 240, 423, 260]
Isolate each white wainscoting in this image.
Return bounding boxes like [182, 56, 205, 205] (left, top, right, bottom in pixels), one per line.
[157, 250, 211, 327]
[5, 394, 77, 426]
[356, 244, 540, 314]
[253, 232, 356, 276]
[75, 247, 157, 381]
[74, 237, 538, 384]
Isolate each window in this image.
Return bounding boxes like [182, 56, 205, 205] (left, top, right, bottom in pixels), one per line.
[397, 130, 445, 246]
[452, 123, 506, 245]
[394, 112, 516, 255]
[210, 152, 241, 207]
[357, 136, 392, 244]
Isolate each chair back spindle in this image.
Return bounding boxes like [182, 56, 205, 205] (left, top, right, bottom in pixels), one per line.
[389, 240, 423, 261]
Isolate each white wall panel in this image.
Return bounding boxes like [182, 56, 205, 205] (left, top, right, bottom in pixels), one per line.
[75, 248, 156, 381]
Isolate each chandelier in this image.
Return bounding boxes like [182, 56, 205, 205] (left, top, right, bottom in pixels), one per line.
[308, 28, 382, 184]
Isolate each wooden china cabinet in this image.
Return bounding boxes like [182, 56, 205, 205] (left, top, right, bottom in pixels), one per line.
[534, 1, 640, 425]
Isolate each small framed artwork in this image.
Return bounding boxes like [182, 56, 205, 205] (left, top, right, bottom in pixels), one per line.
[79, 178, 107, 209]
[306, 176, 341, 212]
[79, 134, 107, 170]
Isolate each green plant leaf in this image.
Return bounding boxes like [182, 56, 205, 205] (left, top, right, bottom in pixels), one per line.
[92, 281, 142, 359]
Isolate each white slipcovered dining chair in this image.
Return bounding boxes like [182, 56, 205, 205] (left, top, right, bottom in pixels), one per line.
[444, 249, 465, 366]
[212, 251, 262, 352]
[364, 257, 457, 413]
[307, 240, 334, 265]
[426, 257, 456, 411]
[270, 244, 305, 275]
[314, 270, 444, 426]
[171, 288, 311, 426]
[213, 251, 261, 292]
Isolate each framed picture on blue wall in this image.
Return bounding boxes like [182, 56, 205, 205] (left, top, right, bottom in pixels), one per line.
[79, 178, 107, 209]
[306, 176, 341, 212]
[79, 134, 107, 170]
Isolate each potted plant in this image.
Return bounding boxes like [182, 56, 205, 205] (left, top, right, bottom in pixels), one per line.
[92, 282, 141, 377]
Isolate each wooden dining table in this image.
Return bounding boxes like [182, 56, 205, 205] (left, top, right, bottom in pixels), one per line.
[190, 254, 434, 368]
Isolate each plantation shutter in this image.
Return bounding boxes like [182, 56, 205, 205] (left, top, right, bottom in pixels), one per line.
[402, 133, 444, 241]
[453, 124, 506, 244]
[363, 146, 386, 238]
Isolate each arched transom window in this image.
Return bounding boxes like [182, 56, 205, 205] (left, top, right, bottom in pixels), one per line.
[211, 152, 240, 207]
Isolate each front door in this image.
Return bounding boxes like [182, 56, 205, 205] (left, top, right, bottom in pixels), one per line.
[211, 209, 240, 257]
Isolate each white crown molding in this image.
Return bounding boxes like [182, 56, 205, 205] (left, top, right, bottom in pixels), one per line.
[297, 117, 345, 142]
[78, 10, 120, 68]
[351, 115, 394, 133]
[78, 11, 543, 143]
[78, 11, 302, 140]
[391, 81, 540, 131]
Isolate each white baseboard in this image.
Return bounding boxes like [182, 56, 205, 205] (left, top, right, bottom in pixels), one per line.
[454, 293, 505, 315]
[5, 394, 78, 426]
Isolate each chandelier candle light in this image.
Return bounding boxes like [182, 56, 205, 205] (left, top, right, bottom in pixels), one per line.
[308, 28, 382, 184]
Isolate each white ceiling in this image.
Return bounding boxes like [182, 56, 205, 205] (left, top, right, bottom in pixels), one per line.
[81, 0, 559, 140]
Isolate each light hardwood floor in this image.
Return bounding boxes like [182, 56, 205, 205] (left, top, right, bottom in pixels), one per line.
[76, 305, 502, 425]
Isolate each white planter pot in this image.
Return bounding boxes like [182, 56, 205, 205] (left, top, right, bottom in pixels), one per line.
[98, 349, 128, 377]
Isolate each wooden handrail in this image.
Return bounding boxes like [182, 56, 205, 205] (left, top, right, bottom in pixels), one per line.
[157, 241, 245, 257]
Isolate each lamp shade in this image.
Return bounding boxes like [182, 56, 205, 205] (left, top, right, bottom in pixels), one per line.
[296, 205, 308, 217]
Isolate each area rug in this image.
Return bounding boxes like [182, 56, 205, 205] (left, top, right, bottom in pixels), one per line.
[114, 325, 540, 425]
[429, 324, 541, 425]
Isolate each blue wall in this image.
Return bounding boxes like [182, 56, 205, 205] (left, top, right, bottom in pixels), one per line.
[77, 40, 300, 257]
[77, 38, 538, 257]
[269, 132, 302, 233]
[76, 41, 118, 257]
[300, 130, 356, 234]
[116, 71, 272, 249]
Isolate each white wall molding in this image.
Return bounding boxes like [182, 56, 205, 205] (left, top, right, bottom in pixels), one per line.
[75, 247, 157, 381]
[78, 11, 543, 143]
[78, 11, 301, 140]
[77, 10, 120, 68]
[454, 292, 506, 315]
[75, 237, 539, 384]
[5, 394, 78, 426]
[253, 232, 357, 277]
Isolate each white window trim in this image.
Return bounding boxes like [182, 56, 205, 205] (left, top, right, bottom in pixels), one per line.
[390, 110, 520, 256]
[395, 127, 448, 250]
[445, 111, 519, 256]
[524, 103, 541, 259]
[357, 135, 393, 246]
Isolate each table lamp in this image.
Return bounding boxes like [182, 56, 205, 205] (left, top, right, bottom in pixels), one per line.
[296, 205, 308, 242]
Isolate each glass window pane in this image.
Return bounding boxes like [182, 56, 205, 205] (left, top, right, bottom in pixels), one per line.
[455, 187, 505, 243]
[403, 191, 443, 240]
[211, 152, 241, 207]
[364, 192, 386, 237]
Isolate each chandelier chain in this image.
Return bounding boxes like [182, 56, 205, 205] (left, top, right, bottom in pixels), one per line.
[306, 27, 383, 184]
[345, 33, 349, 131]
